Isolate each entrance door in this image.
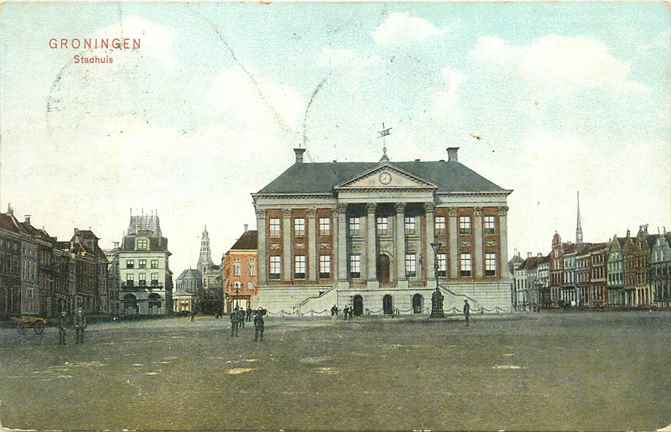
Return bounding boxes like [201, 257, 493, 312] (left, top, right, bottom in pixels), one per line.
[383, 294, 393, 315]
[377, 255, 391, 285]
[412, 294, 423, 314]
[353, 295, 364, 316]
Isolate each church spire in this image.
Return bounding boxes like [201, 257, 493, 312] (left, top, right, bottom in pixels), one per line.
[197, 225, 214, 273]
[576, 191, 583, 245]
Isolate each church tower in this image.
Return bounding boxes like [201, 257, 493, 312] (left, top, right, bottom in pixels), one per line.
[197, 225, 214, 274]
[576, 191, 584, 245]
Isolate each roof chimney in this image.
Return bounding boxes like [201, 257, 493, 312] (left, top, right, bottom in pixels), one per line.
[6, 203, 13, 216]
[447, 147, 459, 162]
[24, 215, 31, 225]
[294, 148, 306, 164]
[244, 224, 248, 232]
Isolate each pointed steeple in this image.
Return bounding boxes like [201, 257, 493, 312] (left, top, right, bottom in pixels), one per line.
[576, 191, 583, 245]
[197, 225, 214, 273]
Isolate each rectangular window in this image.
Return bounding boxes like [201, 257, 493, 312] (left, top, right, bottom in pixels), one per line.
[404, 216, 416, 234]
[248, 258, 256, 277]
[294, 255, 306, 279]
[294, 218, 305, 237]
[405, 254, 417, 277]
[126, 273, 134, 287]
[125, 259, 134, 269]
[269, 218, 281, 238]
[349, 217, 360, 235]
[376, 217, 389, 235]
[233, 258, 241, 276]
[485, 253, 497, 276]
[151, 272, 159, 286]
[138, 259, 147, 269]
[138, 273, 146, 286]
[437, 253, 448, 277]
[460, 253, 472, 276]
[319, 217, 331, 236]
[459, 216, 472, 235]
[136, 239, 148, 250]
[150, 259, 159, 269]
[319, 255, 331, 278]
[269, 256, 281, 279]
[350, 255, 361, 278]
[484, 216, 496, 234]
[435, 216, 446, 233]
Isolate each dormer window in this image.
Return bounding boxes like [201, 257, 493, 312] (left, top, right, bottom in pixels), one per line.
[137, 238, 148, 250]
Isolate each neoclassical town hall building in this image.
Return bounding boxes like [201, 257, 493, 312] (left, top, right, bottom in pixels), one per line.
[252, 147, 513, 315]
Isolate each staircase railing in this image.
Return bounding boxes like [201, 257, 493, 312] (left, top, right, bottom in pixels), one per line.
[296, 285, 337, 310]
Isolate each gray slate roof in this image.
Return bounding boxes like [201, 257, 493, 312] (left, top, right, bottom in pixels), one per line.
[256, 160, 507, 195]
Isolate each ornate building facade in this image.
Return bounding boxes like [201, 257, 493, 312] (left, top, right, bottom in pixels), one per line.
[118, 211, 173, 315]
[222, 226, 258, 312]
[252, 147, 513, 315]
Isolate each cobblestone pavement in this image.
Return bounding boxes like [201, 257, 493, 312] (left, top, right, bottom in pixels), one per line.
[1, 312, 670, 431]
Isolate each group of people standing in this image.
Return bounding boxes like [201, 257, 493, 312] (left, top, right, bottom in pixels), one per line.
[230, 306, 266, 341]
[57, 306, 87, 345]
[331, 304, 355, 320]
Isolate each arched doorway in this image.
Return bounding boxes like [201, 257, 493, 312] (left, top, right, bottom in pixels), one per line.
[123, 294, 138, 316]
[377, 254, 391, 285]
[383, 294, 393, 315]
[412, 294, 423, 314]
[353, 295, 364, 316]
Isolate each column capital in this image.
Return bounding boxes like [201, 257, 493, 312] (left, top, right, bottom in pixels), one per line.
[424, 202, 435, 213]
[474, 207, 482, 217]
[306, 207, 317, 218]
[395, 203, 406, 213]
[498, 206, 509, 216]
[366, 203, 377, 214]
[255, 208, 265, 218]
[336, 203, 348, 215]
[447, 208, 457, 217]
[281, 208, 292, 217]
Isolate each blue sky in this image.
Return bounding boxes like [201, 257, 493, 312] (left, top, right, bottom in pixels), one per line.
[0, 2, 669, 273]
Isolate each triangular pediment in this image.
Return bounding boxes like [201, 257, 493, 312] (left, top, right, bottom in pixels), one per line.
[336, 163, 437, 190]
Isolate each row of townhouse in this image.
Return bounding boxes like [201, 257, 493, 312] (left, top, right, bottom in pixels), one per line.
[515, 225, 671, 310]
[0, 206, 114, 319]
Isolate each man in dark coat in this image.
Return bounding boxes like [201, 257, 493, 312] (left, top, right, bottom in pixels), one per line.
[230, 307, 239, 337]
[73, 306, 87, 344]
[246, 306, 253, 322]
[463, 299, 471, 326]
[254, 308, 265, 342]
[238, 307, 246, 328]
[57, 311, 67, 345]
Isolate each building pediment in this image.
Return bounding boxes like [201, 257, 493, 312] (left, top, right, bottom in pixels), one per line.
[335, 164, 437, 191]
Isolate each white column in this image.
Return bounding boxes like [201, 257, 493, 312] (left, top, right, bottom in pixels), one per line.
[448, 208, 458, 279]
[425, 203, 435, 288]
[307, 208, 317, 281]
[473, 207, 484, 279]
[499, 206, 509, 279]
[395, 203, 407, 288]
[336, 204, 348, 283]
[255, 208, 267, 286]
[366, 203, 379, 288]
[282, 209, 292, 281]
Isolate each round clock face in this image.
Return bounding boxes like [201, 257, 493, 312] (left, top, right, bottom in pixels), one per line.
[379, 172, 392, 185]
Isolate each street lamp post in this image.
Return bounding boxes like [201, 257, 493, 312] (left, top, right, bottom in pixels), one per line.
[430, 242, 445, 319]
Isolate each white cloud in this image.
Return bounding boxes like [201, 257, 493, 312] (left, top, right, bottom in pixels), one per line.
[470, 34, 648, 94]
[431, 66, 466, 119]
[372, 12, 447, 46]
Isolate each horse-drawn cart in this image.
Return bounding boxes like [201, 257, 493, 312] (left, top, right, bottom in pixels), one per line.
[13, 316, 48, 335]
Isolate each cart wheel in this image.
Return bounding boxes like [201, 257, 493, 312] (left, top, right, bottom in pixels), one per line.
[17, 321, 26, 335]
[34, 321, 45, 335]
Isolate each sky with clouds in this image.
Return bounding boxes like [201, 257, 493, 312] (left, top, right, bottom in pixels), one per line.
[0, 2, 669, 274]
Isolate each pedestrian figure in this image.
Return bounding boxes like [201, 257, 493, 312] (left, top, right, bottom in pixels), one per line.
[343, 306, 348, 320]
[73, 306, 86, 344]
[190, 308, 196, 322]
[247, 306, 252, 322]
[57, 311, 67, 345]
[230, 307, 239, 337]
[463, 299, 470, 326]
[254, 308, 265, 342]
[238, 307, 246, 328]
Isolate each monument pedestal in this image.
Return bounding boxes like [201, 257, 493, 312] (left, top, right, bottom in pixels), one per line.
[430, 289, 445, 319]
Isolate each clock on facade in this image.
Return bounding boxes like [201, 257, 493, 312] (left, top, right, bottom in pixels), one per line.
[379, 172, 392, 185]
